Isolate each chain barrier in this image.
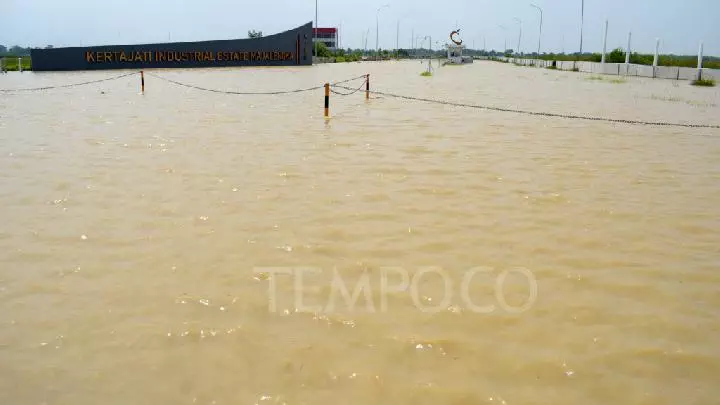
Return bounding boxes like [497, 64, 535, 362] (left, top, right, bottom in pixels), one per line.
[147, 72, 326, 95]
[329, 75, 368, 86]
[329, 79, 368, 96]
[0, 72, 138, 92]
[333, 85, 720, 129]
[2, 69, 717, 130]
[148, 72, 369, 96]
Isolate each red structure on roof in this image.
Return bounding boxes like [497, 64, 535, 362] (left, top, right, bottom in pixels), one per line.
[312, 28, 337, 34]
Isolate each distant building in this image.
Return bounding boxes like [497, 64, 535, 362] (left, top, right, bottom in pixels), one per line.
[313, 28, 338, 51]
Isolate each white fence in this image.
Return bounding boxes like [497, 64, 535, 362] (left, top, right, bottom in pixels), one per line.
[496, 57, 719, 81]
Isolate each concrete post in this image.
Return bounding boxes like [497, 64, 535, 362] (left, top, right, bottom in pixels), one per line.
[625, 32, 632, 75]
[18, 57, 23, 73]
[697, 42, 704, 81]
[601, 19, 608, 64]
[652, 38, 660, 78]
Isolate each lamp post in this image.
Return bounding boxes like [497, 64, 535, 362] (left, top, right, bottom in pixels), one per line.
[376, 4, 390, 57]
[579, 0, 585, 56]
[514, 17, 522, 55]
[396, 20, 400, 59]
[424, 35, 432, 72]
[530, 4, 543, 57]
[365, 28, 370, 56]
[601, 19, 608, 63]
[498, 25, 507, 54]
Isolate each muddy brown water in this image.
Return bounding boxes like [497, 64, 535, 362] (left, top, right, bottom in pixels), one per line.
[1, 60, 719, 404]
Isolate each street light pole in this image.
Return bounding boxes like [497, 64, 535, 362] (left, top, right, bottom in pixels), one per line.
[530, 4, 543, 57]
[514, 17, 522, 55]
[601, 19, 608, 63]
[376, 4, 390, 57]
[396, 19, 399, 58]
[498, 25, 507, 54]
[423, 35, 432, 72]
[364, 28, 370, 55]
[579, 0, 585, 55]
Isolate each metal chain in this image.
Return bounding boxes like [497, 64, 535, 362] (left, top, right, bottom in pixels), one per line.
[330, 80, 367, 96]
[148, 72, 325, 95]
[330, 75, 368, 86]
[0, 72, 138, 92]
[332, 85, 720, 129]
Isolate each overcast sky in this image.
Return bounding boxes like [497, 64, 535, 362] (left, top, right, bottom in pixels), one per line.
[3, 0, 719, 55]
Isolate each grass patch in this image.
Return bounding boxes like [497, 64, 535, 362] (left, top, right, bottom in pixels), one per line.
[420, 71, 432, 77]
[649, 94, 716, 107]
[546, 65, 557, 70]
[585, 75, 626, 84]
[691, 78, 716, 87]
[1, 56, 32, 71]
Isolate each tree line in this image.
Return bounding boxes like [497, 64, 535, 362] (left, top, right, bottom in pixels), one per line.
[0, 45, 54, 56]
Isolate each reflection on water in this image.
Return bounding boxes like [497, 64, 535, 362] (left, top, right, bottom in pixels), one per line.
[1, 61, 719, 404]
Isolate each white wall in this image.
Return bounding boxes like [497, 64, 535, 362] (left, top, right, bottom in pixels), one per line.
[495, 57, 719, 81]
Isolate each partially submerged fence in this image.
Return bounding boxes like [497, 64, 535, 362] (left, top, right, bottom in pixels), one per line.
[1, 71, 718, 129]
[497, 57, 720, 81]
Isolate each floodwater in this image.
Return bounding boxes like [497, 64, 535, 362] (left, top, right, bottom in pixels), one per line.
[1, 60, 719, 405]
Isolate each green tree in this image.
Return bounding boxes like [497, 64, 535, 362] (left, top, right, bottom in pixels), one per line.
[315, 41, 332, 57]
[9, 45, 30, 55]
[607, 48, 626, 63]
[247, 30, 263, 39]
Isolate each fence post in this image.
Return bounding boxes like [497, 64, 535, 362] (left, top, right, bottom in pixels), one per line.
[18, 57, 23, 73]
[365, 74, 370, 100]
[697, 42, 704, 81]
[653, 38, 659, 78]
[140, 71, 145, 94]
[324, 83, 330, 118]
